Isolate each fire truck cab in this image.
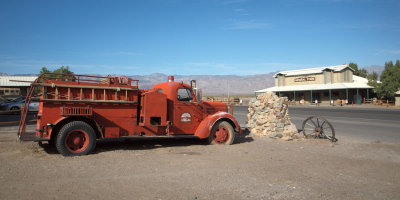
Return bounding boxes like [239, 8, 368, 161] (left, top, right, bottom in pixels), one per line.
[18, 74, 241, 156]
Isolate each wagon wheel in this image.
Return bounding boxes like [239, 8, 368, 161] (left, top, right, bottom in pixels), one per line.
[302, 116, 337, 142]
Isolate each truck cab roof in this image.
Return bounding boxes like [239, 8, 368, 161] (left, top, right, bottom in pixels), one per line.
[152, 81, 198, 103]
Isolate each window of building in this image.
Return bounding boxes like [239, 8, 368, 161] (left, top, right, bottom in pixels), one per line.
[177, 88, 193, 101]
[344, 70, 351, 82]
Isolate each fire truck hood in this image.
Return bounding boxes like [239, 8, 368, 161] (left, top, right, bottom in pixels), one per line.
[200, 101, 228, 113]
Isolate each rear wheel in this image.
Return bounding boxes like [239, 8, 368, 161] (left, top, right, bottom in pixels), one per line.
[10, 106, 20, 110]
[56, 121, 96, 156]
[208, 121, 235, 145]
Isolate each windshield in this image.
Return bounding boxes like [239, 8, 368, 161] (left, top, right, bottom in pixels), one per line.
[177, 88, 193, 101]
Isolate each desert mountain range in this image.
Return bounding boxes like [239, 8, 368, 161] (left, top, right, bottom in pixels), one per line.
[1, 65, 384, 95]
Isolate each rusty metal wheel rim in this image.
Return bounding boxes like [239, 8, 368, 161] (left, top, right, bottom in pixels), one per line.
[214, 127, 230, 144]
[65, 129, 89, 153]
[302, 116, 336, 141]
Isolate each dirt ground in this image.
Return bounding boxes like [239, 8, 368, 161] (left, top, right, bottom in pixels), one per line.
[0, 125, 399, 200]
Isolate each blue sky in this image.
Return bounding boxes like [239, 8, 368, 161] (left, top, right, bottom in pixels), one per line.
[0, 0, 399, 75]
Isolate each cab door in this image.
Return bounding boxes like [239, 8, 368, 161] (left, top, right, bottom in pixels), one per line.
[173, 87, 202, 134]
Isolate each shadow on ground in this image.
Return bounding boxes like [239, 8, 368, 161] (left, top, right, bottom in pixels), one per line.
[38, 129, 255, 155]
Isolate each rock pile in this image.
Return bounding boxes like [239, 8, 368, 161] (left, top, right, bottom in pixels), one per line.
[247, 92, 302, 141]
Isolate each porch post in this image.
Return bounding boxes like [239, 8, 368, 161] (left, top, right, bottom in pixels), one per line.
[329, 89, 332, 105]
[294, 91, 296, 102]
[310, 90, 313, 104]
[367, 88, 370, 99]
[357, 88, 359, 104]
[346, 88, 349, 101]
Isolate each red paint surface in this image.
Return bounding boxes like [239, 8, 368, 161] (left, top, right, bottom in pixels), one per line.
[23, 73, 240, 141]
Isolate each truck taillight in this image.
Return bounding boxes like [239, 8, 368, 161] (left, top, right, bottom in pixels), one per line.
[168, 76, 174, 82]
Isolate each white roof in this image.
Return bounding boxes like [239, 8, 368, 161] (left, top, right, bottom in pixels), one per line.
[274, 64, 352, 77]
[255, 75, 373, 93]
[0, 76, 37, 87]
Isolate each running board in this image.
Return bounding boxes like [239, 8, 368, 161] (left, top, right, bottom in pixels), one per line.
[120, 135, 199, 139]
[19, 132, 49, 142]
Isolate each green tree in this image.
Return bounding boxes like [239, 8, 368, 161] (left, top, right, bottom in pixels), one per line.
[349, 62, 368, 78]
[35, 66, 75, 95]
[39, 66, 74, 81]
[376, 60, 400, 99]
[367, 71, 380, 92]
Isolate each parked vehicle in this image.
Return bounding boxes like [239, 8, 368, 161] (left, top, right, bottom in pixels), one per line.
[0, 97, 38, 111]
[18, 73, 241, 156]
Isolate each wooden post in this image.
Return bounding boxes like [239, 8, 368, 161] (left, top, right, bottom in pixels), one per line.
[229, 103, 234, 115]
[293, 91, 296, 102]
[357, 88, 359, 104]
[55, 87, 58, 100]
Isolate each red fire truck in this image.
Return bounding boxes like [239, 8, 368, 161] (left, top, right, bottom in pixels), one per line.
[18, 73, 241, 156]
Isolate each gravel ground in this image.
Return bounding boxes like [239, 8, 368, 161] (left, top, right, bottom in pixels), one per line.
[0, 124, 399, 199]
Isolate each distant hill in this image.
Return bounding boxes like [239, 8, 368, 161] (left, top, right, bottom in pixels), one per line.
[362, 65, 384, 76]
[1, 66, 387, 95]
[0, 71, 276, 95]
[128, 73, 275, 95]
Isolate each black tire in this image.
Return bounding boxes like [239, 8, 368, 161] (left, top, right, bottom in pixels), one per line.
[56, 121, 96, 156]
[302, 116, 336, 142]
[208, 121, 235, 145]
[10, 106, 20, 111]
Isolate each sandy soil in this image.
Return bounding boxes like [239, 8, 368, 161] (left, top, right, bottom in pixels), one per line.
[0, 125, 399, 200]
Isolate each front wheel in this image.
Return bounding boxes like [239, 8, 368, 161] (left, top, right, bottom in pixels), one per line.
[208, 121, 235, 145]
[56, 121, 96, 156]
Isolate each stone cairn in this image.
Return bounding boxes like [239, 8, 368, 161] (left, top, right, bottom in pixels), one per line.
[247, 92, 302, 141]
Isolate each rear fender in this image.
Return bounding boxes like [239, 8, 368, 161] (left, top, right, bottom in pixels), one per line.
[194, 112, 241, 139]
[50, 117, 104, 140]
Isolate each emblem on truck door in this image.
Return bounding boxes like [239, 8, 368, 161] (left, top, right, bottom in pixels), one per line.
[181, 113, 192, 122]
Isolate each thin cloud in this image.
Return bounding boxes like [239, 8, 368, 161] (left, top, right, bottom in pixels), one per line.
[222, 0, 251, 5]
[233, 8, 250, 16]
[374, 49, 400, 56]
[183, 62, 315, 75]
[388, 50, 400, 54]
[227, 20, 271, 30]
[98, 51, 145, 56]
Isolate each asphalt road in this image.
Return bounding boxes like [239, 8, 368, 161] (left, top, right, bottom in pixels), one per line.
[2, 106, 400, 143]
[233, 105, 400, 143]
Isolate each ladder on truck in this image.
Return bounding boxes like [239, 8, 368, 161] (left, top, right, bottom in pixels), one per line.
[18, 73, 139, 141]
[18, 77, 40, 140]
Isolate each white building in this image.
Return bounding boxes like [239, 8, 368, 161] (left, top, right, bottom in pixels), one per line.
[255, 65, 374, 104]
[0, 76, 37, 97]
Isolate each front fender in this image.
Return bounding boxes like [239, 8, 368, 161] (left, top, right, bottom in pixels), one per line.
[194, 112, 241, 139]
